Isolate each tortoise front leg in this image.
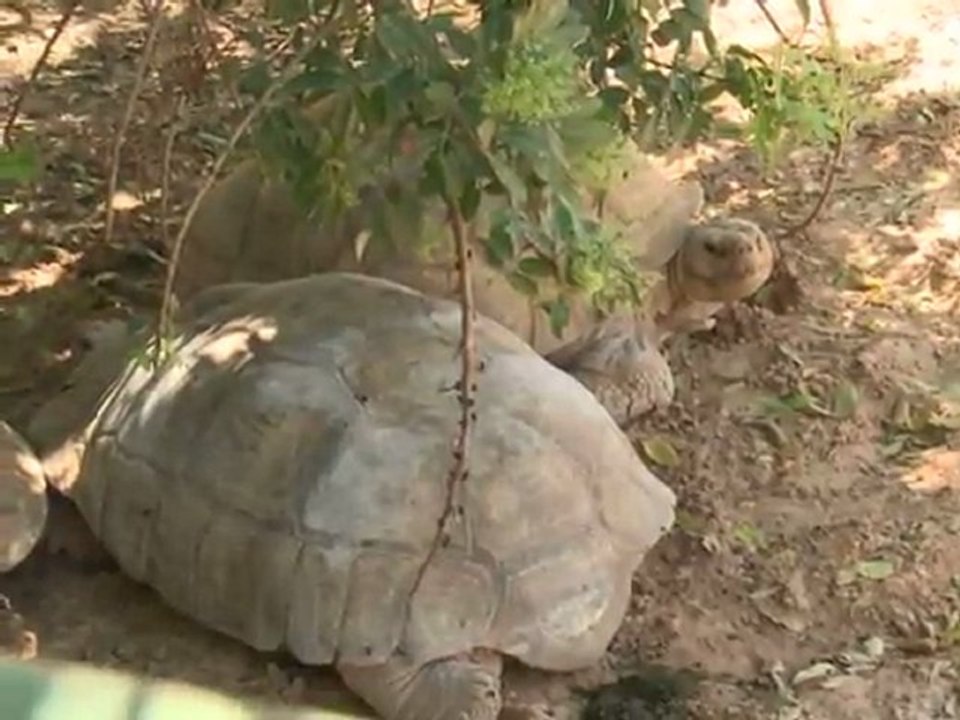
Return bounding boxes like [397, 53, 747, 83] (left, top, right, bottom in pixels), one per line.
[545, 317, 675, 425]
[643, 278, 723, 343]
[337, 650, 503, 720]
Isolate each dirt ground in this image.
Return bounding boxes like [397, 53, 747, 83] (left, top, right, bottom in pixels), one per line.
[2, 1, 960, 718]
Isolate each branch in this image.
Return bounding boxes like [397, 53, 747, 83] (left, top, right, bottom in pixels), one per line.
[160, 96, 188, 251]
[784, 131, 844, 237]
[2, 0, 78, 148]
[818, 0, 838, 47]
[154, 25, 335, 363]
[104, 0, 166, 245]
[752, 0, 792, 45]
[643, 54, 725, 82]
[409, 197, 478, 600]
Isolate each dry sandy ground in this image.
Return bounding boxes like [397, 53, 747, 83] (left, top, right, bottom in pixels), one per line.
[2, 1, 960, 718]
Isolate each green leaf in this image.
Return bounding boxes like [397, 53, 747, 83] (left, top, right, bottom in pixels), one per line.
[650, 17, 679, 46]
[855, 559, 895, 581]
[382, 185, 425, 252]
[641, 435, 681, 467]
[237, 60, 272, 96]
[543, 297, 571, 338]
[375, 9, 433, 65]
[485, 151, 528, 206]
[518, 256, 556, 278]
[440, 24, 477, 59]
[424, 81, 458, 114]
[732, 522, 766, 551]
[485, 212, 517, 267]
[460, 182, 482, 222]
[683, 0, 710, 21]
[500, 124, 572, 189]
[832, 380, 860, 419]
[781, 388, 832, 417]
[598, 86, 632, 114]
[0, 143, 40, 183]
[507, 270, 539, 297]
[551, 197, 583, 241]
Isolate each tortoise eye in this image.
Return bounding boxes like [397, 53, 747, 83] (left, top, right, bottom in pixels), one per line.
[704, 240, 721, 255]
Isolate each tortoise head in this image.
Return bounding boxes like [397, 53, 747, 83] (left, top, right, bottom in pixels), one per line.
[27, 320, 138, 493]
[673, 217, 776, 303]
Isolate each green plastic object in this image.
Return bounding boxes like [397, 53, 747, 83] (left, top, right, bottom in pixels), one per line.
[0, 659, 367, 720]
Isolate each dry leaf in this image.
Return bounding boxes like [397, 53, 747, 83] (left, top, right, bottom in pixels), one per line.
[855, 559, 896, 581]
[641, 435, 680, 468]
[753, 595, 808, 634]
[792, 661, 838, 686]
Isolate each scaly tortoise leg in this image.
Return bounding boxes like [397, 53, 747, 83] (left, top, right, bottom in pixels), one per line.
[337, 650, 503, 720]
[546, 316, 675, 425]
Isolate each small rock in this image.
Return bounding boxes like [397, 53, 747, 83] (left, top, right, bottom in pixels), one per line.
[862, 636, 885, 660]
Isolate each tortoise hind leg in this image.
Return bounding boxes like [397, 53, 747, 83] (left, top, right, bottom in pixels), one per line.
[337, 650, 503, 720]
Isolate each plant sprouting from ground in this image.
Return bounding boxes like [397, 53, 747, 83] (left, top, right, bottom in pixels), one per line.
[723, 43, 877, 169]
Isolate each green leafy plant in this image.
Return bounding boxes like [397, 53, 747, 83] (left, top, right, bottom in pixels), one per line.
[223, 0, 867, 332]
[0, 141, 41, 184]
[722, 43, 869, 168]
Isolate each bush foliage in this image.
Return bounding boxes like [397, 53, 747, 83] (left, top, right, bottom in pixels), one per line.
[4, 0, 864, 333]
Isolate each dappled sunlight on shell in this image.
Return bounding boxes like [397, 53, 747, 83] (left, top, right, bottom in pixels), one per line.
[197, 316, 279, 366]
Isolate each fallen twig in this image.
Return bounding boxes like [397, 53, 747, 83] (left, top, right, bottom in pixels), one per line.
[409, 196, 479, 600]
[104, 0, 166, 245]
[2, 0, 78, 148]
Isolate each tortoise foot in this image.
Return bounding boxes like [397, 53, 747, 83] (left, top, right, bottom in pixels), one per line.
[338, 650, 503, 720]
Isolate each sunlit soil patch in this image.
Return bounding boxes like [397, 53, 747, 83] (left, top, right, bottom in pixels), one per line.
[0, 247, 81, 298]
[900, 448, 960, 493]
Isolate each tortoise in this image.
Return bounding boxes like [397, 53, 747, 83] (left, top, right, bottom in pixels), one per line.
[171, 143, 775, 424]
[1, 272, 676, 720]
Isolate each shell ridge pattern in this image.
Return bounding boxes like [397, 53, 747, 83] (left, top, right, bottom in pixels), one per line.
[71, 272, 677, 673]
